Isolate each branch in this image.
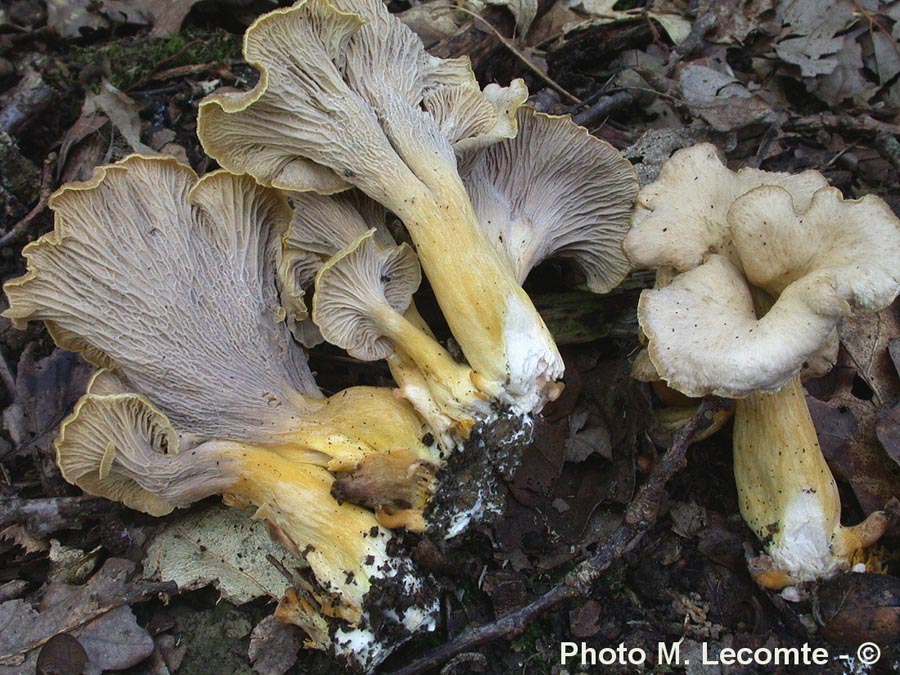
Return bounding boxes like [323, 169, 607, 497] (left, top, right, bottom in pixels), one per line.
[390, 397, 730, 675]
[0, 151, 56, 248]
[0, 496, 109, 538]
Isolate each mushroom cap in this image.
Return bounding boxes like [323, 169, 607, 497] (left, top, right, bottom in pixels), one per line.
[198, 0, 526, 203]
[278, 190, 393, 348]
[639, 254, 847, 397]
[624, 143, 829, 271]
[277, 247, 323, 320]
[56, 393, 236, 516]
[461, 107, 639, 293]
[641, 183, 900, 397]
[286, 190, 391, 260]
[86, 369, 128, 396]
[313, 229, 421, 360]
[276, 245, 326, 348]
[3, 155, 320, 442]
[728, 185, 900, 308]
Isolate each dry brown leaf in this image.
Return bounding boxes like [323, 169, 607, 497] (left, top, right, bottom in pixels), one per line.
[2, 345, 93, 462]
[46, 0, 109, 38]
[0, 524, 49, 554]
[57, 114, 109, 178]
[98, 0, 202, 36]
[838, 299, 900, 406]
[812, 29, 879, 106]
[142, 506, 297, 605]
[485, 0, 538, 39]
[82, 80, 153, 155]
[698, 0, 777, 43]
[0, 559, 153, 675]
[569, 0, 692, 44]
[678, 64, 774, 131]
[248, 616, 303, 675]
[773, 0, 854, 77]
[876, 403, 900, 468]
[810, 386, 900, 523]
[806, 303, 900, 524]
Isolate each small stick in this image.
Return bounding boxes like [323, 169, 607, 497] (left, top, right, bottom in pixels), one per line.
[786, 113, 900, 136]
[572, 91, 634, 128]
[0, 70, 58, 137]
[390, 397, 730, 675]
[0, 495, 108, 538]
[0, 152, 56, 248]
[451, 6, 581, 105]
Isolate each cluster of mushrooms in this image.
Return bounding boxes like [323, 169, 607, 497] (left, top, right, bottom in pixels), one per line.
[3, 0, 900, 669]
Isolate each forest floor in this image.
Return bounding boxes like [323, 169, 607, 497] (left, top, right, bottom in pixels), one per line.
[0, 0, 899, 674]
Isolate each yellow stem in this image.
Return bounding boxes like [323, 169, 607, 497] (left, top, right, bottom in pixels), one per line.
[733, 375, 887, 587]
[220, 447, 392, 624]
[390, 177, 562, 408]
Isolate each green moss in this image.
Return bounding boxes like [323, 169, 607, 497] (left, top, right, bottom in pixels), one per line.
[69, 29, 240, 91]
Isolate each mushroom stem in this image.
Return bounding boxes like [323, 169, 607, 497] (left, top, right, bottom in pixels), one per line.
[221, 448, 398, 622]
[733, 375, 887, 589]
[265, 386, 440, 471]
[374, 303, 489, 431]
[390, 178, 563, 412]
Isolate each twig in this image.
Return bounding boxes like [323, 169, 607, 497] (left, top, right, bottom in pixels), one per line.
[451, 6, 581, 104]
[0, 68, 58, 137]
[0, 495, 109, 538]
[672, 13, 717, 61]
[572, 91, 634, 127]
[875, 132, 900, 171]
[0, 152, 56, 248]
[129, 60, 239, 94]
[390, 397, 730, 675]
[125, 39, 203, 92]
[786, 113, 900, 137]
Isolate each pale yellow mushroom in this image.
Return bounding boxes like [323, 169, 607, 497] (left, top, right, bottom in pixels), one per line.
[56, 392, 435, 668]
[197, 0, 564, 413]
[3, 156, 438, 472]
[279, 189, 479, 446]
[313, 229, 491, 441]
[460, 107, 639, 293]
[625, 146, 900, 589]
[2, 154, 440, 667]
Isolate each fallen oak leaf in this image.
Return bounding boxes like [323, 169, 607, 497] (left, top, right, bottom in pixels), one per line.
[838, 298, 900, 406]
[875, 403, 900, 469]
[81, 80, 153, 155]
[142, 505, 299, 605]
[678, 64, 775, 132]
[2, 345, 93, 463]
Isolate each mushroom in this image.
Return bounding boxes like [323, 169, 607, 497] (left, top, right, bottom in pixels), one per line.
[2, 155, 441, 663]
[459, 107, 639, 293]
[4, 156, 438, 471]
[278, 189, 394, 348]
[313, 229, 491, 438]
[279, 189, 485, 445]
[625, 144, 900, 589]
[287, 108, 641, 443]
[197, 0, 564, 414]
[56, 391, 435, 669]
